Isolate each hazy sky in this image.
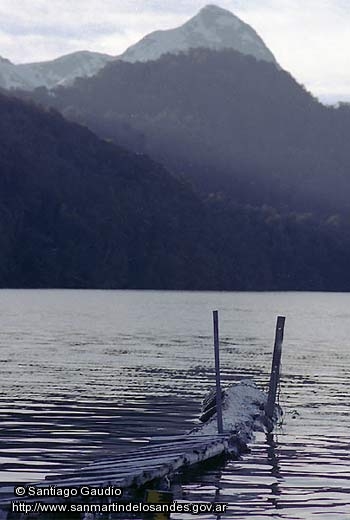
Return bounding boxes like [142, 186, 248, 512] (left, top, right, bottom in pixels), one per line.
[0, 0, 349, 102]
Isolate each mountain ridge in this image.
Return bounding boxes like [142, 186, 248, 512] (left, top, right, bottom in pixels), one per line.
[0, 92, 210, 289]
[0, 4, 276, 91]
[120, 4, 277, 64]
[25, 47, 350, 216]
[0, 51, 115, 90]
[1, 90, 350, 290]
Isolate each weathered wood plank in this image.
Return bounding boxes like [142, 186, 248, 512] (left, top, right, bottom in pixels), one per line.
[266, 316, 285, 419]
[69, 436, 230, 469]
[37, 436, 233, 490]
[213, 310, 224, 434]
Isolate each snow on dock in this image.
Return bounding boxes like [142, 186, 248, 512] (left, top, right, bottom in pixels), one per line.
[193, 379, 275, 440]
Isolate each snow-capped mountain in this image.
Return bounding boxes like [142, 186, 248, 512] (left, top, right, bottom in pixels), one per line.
[0, 56, 30, 90]
[120, 4, 277, 65]
[0, 51, 114, 91]
[0, 4, 276, 91]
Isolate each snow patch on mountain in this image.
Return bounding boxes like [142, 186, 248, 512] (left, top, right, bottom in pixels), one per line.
[0, 4, 276, 91]
[120, 4, 277, 65]
[0, 51, 114, 91]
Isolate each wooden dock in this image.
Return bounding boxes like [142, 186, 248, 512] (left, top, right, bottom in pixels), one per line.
[0, 433, 242, 518]
[0, 389, 280, 519]
[0, 314, 286, 519]
[45, 433, 240, 488]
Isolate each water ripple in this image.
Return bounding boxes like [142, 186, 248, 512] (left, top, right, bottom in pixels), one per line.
[0, 290, 349, 519]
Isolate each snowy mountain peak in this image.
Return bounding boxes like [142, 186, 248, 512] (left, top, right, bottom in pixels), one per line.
[201, 4, 225, 11]
[0, 56, 12, 65]
[120, 4, 277, 65]
[0, 5, 276, 91]
[198, 4, 238, 17]
[0, 51, 114, 91]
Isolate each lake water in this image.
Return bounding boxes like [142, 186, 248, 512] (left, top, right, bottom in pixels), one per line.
[0, 290, 349, 519]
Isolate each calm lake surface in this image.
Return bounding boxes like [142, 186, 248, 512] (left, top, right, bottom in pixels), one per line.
[0, 290, 349, 519]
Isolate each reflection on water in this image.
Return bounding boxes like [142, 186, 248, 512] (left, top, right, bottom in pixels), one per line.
[177, 428, 350, 519]
[0, 290, 349, 519]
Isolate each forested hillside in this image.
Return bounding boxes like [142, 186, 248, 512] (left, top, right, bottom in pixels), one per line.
[0, 93, 209, 288]
[1, 92, 350, 290]
[22, 48, 350, 216]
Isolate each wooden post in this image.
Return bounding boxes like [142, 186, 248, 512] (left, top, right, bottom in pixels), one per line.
[266, 316, 285, 419]
[213, 310, 224, 434]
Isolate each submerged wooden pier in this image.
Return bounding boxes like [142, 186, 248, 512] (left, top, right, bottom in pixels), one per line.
[0, 314, 285, 519]
[0, 381, 280, 519]
[46, 433, 240, 488]
[0, 433, 244, 517]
